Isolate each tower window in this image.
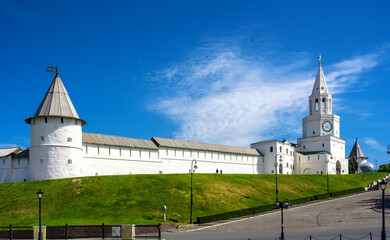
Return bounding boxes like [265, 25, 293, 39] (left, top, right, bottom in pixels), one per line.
[303, 145, 305, 149]
[286, 149, 288, 154]
[75, 120, 78, 125]
[322, 143, 324, 147]
[18, 159, 20, 165]
[45, 117, 47, 123]
[280, 146, 282, 152]
[313, 131, 315, 135]
[33, 119, 35, 124]
[315, 99, 319, 111]
[270, 146, 273, 152]
[61, 118, 64, 123]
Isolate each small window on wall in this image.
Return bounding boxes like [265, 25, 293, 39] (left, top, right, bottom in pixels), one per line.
[270, 146, 273, 152]
[75, 120, 78, 125]
[98, 146, 100, 154]
[3, 159, 5, 164]
[109, 147, 111, 155]
[68, 159, 72, 164]
[318, 155, 320, 160]
[18, 159, 20, 165]
[40, 136, 44, 140]
[303, 145, 306, 149]
[280, 146, 282, 152]
[308, 156, 310, 160]
[322, 143, 325, 147]
[86, 145, 88, 154]
[286, 149, 288, 154]
[120, 148, 122, 156]
[45, 117, 47, 123]
[271, 170, 274, 173]
[67, 137, 72, 142]
[61, 118, 64, 123]
[313, 131, 315, 135]
[33, 119, 35, 124]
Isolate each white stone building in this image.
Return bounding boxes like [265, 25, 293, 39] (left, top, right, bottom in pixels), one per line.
[0, 59, 350, 183]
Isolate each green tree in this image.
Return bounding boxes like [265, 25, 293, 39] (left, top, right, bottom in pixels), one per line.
[348, 157, 358, 174]
[378, 165, 390, 172]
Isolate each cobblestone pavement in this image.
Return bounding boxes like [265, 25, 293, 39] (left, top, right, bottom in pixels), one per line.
[174, 189, 390, 233]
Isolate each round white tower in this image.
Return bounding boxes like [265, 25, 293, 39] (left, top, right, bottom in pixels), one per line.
[25, 72, 86, 181]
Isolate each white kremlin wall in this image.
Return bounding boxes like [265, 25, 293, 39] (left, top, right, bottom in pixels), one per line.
[81, 144, 263, 176]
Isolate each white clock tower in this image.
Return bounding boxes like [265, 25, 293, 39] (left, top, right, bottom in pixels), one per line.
[295, 56, 348, 175]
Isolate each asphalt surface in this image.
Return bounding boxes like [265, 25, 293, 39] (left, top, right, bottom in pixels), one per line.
[164, 189, 390, 240]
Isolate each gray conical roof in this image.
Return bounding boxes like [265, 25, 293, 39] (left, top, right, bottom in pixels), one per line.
[311, 64, 329, 95]
[25, 74, 86, 125]
[348, 138, 368, 159]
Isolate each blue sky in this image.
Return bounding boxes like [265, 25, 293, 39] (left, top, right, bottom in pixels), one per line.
[1, 1, 389, 167]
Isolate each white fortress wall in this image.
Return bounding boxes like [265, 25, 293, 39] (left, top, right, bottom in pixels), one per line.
[9, 157, 29, 182]
[82, 144, 263, 176]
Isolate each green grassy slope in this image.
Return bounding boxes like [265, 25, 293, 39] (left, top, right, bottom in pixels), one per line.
[0, 172, 385, 226]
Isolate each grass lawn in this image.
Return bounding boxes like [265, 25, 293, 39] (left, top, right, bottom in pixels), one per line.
[0, 172, 385, 226]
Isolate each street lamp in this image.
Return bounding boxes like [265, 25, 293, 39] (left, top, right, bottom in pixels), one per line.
[190, 159, 198, 224]
[274, 154, 283, 201]
[37, 189, 43, 240]
[379, 179, 387, 240]
[276, 199, 290, 240]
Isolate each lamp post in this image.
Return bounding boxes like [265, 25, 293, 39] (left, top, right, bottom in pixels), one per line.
[190, 159, 198, 224]
[379, 180, 387, 240]
[37, 189, 43, 240]
[276, 199, 290, 240]
[274, 154, 283, 201]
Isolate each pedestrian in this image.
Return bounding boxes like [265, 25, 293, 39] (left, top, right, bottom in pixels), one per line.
[216, 169, 219, 174]
[220, 170, 223, 174]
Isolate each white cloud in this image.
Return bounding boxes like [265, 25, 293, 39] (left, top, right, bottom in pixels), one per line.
[150, 45, 380, 147]
[362, 138, 385, 151]
[0, 143, 19, 148]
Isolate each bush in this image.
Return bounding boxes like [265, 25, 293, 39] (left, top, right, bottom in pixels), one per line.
[378, 165, 390, 172]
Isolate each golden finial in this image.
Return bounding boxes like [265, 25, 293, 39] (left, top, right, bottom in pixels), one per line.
[319, 54, 322, 66]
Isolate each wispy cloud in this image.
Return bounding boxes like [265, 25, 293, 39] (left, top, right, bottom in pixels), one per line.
[0, 143, 19, 148]
[150, 43, 380, 147]
[362, 138, 386, 151]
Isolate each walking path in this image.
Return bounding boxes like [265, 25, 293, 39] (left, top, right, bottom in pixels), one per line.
[171, 189, 390, 234]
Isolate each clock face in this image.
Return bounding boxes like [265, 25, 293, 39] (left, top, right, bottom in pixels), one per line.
[322, 121, 333, 132]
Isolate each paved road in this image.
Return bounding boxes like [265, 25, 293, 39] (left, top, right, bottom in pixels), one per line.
[164, 190, 390, 240]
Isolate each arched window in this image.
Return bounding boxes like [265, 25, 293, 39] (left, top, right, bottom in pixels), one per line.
[270, 146, 273, 152]
[315, 99, 319, 111]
